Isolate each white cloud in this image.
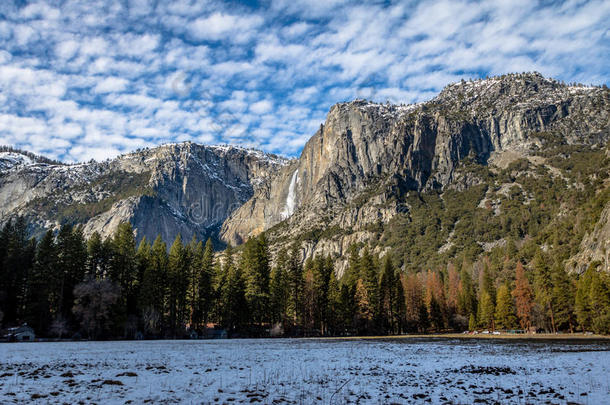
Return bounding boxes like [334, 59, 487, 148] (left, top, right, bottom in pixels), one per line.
[13, 25, 37, 46]
[93, 77, 129, 93]
[56, 40, 80, 61]
[0, 114, 47, 138]
[69, 145, 122, 162]
[20, 2, 61, 20]
[250, 100, 273, 114]
[282, 22, 312, 38]
[0, 0, 607, 161]
[189, 13, 263, 42]
[290, 86, 318, 103]
[108, 93, 161, 111]
[79, 37, 110, 57]
[116, 33, 160, 57]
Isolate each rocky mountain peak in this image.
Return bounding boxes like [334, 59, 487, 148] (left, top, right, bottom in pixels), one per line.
[220, 73, 609, 267]
[0, 141, 288, 245]
[0, 147, 66, 172]
[1, 73, 608, 274]
[437, 72, 570, 101]
[0, 152, 34, 171]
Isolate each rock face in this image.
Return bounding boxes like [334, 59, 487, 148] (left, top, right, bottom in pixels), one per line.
[570, 200, 610, 274]
[0, 143, 287, 244]
[220, 73, 609, 251]
[1, 73, 608, 265]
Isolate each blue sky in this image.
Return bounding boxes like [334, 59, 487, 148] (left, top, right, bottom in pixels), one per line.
[0, 0, 608, 162]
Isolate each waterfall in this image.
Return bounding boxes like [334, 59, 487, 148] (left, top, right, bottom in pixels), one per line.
[281, 169, 299, 219]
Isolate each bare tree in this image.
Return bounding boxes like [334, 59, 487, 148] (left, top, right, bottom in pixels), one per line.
[73, 278, 120, 339]
[124, 315, 139, 339]
[142, 306, 161, 336]
[50, 315, 69, 339]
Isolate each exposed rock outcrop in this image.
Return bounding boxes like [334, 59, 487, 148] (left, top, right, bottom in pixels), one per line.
[570, 201, 610, 274]
[221, 73, 609, 250]
[1, 72, 608, 266]
[0, 143, 287, 244]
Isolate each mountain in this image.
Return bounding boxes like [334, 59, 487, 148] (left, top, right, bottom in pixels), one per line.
[221, 72, 609, 273]
[1, 72, 608, 274]
[0, 143, 287, 245]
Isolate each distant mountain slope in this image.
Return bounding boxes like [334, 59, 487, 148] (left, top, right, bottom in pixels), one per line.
[1, 72, 608, 275]
[220, 73, 609, 274]
[0, 143, 287, 245]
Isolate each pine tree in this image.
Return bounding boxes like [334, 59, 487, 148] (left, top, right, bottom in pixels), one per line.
[575, 266, 594, 331]
[446, 263, 460, 316]
[87, 231, 111, 279]
[0, 219, 35, 326]
[379, 256, 404, 334]
[457, 268, 477, 318]
[313, 256, 332, 334]
[476, 262, 496, 331]
[551, 264, 576, 333]
[135, 237, 151, 315]
[404, 274, 424, 332]
[168, 235, 190, 336]
[512, 262, 533, 331]
[429, 296, 443, 332]
[495, 283, 517, 330]
[379, 256, 394, 333]
[339, 283, 356, 335]
[26, 230, 57, 335]
[481, 263, 496, 304]
[425, 270, 446, 328]
[533, 251, 556, 332]
[359, 248, 378, 328]
[196, 238, 215, 329]
[394, 273, 406, 334]
[269, 248, 289, 325]
[287, 242, 303, 326]
[354, 278, 373, 334]
[468, 313, 477, 331]
[477, 290, 495, 330]
[326, 269, 342, 335]
[220, 247, 247, 333]
[56, 224, 87, 326]
[109, 223, 137, 319]
[187, 236, 203, 329]
[212, 247, 228, 326]
[241, 234, 271, 326]
[417, 301, 430, 333]
[302, 261, 316, 332]
[0, 221, 10, 324]
[8, 219, 36, 325]
[138, 235, 167, 336]
[589, 269, 610, 335]
[343, 244, 361, 288]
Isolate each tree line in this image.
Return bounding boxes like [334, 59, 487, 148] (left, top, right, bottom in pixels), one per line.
[1, 217, 609, 339]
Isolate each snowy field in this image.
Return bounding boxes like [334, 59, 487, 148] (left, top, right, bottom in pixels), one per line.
[1, 338, 609, 404]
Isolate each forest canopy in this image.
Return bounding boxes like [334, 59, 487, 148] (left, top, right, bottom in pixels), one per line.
[1, 216, 609, 339]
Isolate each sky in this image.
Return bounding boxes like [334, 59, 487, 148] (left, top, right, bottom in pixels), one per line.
[0, 0, 608, 162]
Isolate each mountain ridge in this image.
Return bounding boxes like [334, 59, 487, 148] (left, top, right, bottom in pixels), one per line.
[220, 73, 608, 270]
[0, 142, 288, 245]
[1, 72, 608, 275]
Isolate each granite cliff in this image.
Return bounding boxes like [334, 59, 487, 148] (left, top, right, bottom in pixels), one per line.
[220, 73, 609, 274]
[0, 143, 287, 244]
[1, 72, 608, 273]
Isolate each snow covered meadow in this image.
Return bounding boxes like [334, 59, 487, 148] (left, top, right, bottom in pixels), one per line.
[1, 338, 609, 404]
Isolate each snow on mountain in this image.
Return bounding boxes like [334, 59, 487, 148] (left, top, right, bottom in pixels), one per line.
[0, 152, 34, 171]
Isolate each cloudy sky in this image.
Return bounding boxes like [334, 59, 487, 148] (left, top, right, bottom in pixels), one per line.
[0, 0, 608, 162]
